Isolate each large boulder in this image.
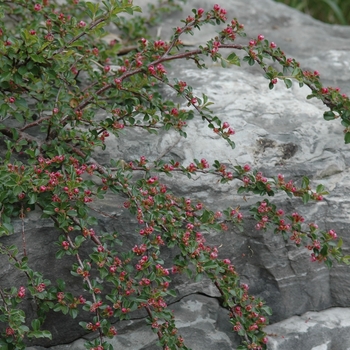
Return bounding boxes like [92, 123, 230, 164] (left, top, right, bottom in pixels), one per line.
[10, 0, 350, 349]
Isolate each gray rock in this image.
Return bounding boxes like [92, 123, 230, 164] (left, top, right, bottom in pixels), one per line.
[265, 307, 350, 350]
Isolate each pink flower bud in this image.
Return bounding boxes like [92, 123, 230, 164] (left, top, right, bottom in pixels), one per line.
[78, 21, 86, 28]
[243, 164, 251, 172]
[197, 8, 204, 16]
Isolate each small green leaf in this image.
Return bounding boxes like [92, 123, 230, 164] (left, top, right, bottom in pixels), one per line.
[31, 319, 41, 331]
[324, 111, 335, 121]
[316, 184, 325, 193]
[226, 52, 240, 66]
[302, 192, 310, 204]
[261, 305, 272, 315]
[345, 132, 350, 144]
[284, 79, 292, 88]
[167, 289, 177, 298]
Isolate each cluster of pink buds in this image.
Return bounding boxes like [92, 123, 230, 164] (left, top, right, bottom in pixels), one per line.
[17, 286, 26, 298]
[6, 327, 15, 336]
[132, 244, 147, 255]
[291, 212, 304, 223]
[86, 321, 101, 331]
[213, 4, 227, 20]
[210, 41, 221, 56]
[177, 80, 187, 93]
[221, 24, 237, 40]
[328, 229, 337, 239]
[200, 158, 209, 169]
[222, 121, 235, 135]
[36, 283, 46, 293]
[62, 241, 69, 250]
[153, 40, 166, 50]
[255, 172, 268, 183]
[187, 162, 197, 173]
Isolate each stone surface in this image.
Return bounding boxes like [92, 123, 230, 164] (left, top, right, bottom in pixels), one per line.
[265, 308, 350, 350]
[3, 0, 350, 349]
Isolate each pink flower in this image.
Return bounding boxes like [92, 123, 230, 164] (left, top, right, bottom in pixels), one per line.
[257, 34, 264, 41]
[17, 286, 26, 298]
[8, 96, 15, 103]
[270, 42, 277, 49]
[227, 127, 235, 135]
[78, 20, 86, 28]
[328, 229, 337, 239]
[243, 164, 251, 172]
[34, 3, 42, 11]
[197, 8, 204, 17]
[62, 241, 69, 250]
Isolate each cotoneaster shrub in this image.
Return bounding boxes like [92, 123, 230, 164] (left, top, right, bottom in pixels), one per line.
[1, 0, 350, 349]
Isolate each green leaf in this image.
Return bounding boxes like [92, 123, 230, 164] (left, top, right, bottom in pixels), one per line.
[324, 111, 335, 121]
[30, 54, 46, 63]
[201, 209, 212, 222]
[237, 186, 247, 194]
[226, 52, 240, 66]
[0, 103, 9, 117]
[316, 184, 325, 193]
[55, 249, 66, 259]
[302, 193, 310, 204]
[167, 289, 177, 298]
[345, 132, 350, 144]
[193, 272, 202, 282]
[342, 255, 350, 265]
[337, 237, 343, 248]
[31, 319, 41, 331]
[284, 79, 292, 88]
[301, 176, 309, 188]
[28, 329, 51, 339]
[28, 193, 38, 204]
[57, 278, 66, 291]
[70, 308, 78, 319]
[261, 305, 272, 315]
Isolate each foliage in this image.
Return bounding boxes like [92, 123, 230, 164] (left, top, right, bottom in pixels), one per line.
[0, 0, 350, 349]
[274, 0, 350, 25]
